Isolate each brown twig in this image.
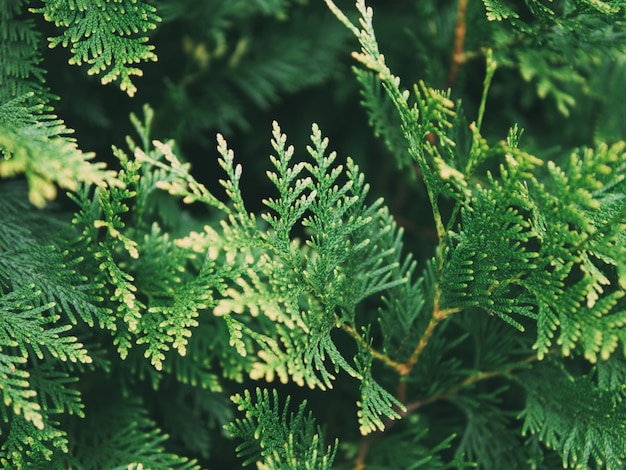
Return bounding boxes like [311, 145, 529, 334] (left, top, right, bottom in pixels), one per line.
[351, 293, 460, 469]
[342, 294, 460, 379]
[446, 0, 469, 89]
[397, 301, 460, 377]
[341, 323, 407, 374]
[353, 352, 544, 469]
[354, 440, 369, 470]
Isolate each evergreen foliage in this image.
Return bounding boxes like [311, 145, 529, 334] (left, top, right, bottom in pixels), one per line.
[33, 0, 160, 97]
[1, 0, 626, 468]
[226, 388, 337, 469]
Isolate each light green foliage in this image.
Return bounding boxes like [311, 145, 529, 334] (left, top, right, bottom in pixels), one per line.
[226, 388, 337, 469]
[0, 95, 119, 207]
[0, 0, 120, 207]
[1, 413, 69, 469]
[68, 107, 236, 373]
[441, 139, 626, 360]
[144, 120, 407, 432]
[354, 338, 404, 434]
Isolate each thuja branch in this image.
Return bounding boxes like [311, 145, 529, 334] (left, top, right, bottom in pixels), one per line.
[325, 0, 447, 241]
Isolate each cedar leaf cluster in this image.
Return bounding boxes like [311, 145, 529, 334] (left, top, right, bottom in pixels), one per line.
[1, 0, 626, 468]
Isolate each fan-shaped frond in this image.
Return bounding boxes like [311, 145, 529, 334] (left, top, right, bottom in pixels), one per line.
[32, 0, 160, 96]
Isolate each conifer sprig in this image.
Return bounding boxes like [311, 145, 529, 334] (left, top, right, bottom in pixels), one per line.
[327, 1, 626, 466]
[32, 0, 161, 96]
[519, 361, 626, 468]
[0, 1, 47, 103]
[143, 120, 410, 431]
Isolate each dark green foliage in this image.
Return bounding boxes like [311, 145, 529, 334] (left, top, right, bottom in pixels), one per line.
[519, 361, 626, 469]
[358, 414, 471, 470]
[149, 0, 350, 140]
[1, 0, 626, 468]
[0, 0, 46, 102]
[479, 0, 626, 116]
[65, 393, 199, 469]
[226, 388, 337, 468]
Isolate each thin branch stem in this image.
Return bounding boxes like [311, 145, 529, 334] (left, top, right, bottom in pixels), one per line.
[342, 323, 406, 374]
[446, 0, 469, 89]
[403, 352, 545, 412]
[427, 184, 447, 243]
[476, 49, 497, 131]
[354, 441, 368, 470]
[352, 354, 538, 470]
[397, 299, 460, 377]
[342, 290, 459, 379]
